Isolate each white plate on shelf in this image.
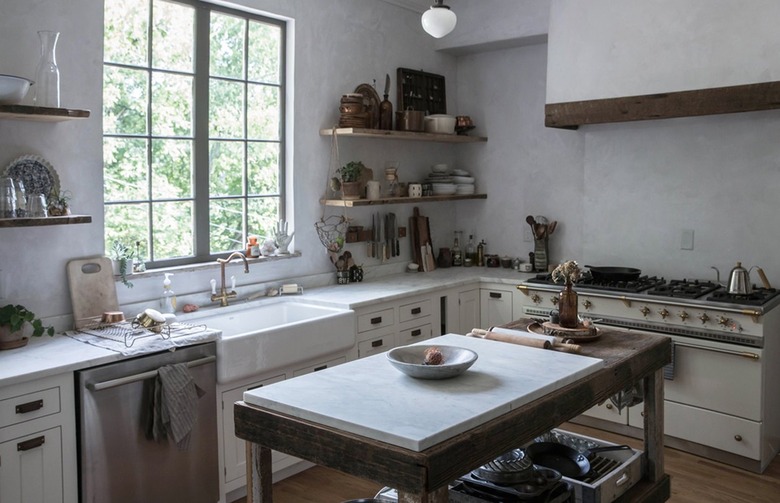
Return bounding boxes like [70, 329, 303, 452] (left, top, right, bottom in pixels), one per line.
[433, 186, 457, 195]
[4, 154, 60, 198]
[455, 185, 475, 194]
[451, 176, 475, 184]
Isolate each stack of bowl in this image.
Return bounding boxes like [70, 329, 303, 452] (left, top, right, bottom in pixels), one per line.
[452, 169, 476, 195]
[425, 164, 456, 195]
[339, 93, 369, 128]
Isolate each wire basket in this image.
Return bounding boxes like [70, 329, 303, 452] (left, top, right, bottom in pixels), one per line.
[315, 214, 349, 253]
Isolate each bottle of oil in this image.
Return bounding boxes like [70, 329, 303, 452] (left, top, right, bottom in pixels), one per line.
[451, 231, 463, 266]
[477, 239, 486, 267]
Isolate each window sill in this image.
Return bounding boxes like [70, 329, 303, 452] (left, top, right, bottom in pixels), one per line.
[118, 251, 302, 282]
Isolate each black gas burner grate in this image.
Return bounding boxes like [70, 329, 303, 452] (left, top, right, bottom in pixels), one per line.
[526, 273, 666, 294]
[706, 288, 780, 306]
[645, 279, 720, 299]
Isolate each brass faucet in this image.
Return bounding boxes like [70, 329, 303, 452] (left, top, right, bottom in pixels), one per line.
[211, 252, 250, 306]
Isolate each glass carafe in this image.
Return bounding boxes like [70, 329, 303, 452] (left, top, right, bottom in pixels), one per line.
[33, 31, 61, 107]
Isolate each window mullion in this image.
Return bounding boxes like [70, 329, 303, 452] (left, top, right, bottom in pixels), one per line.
[193, 4, 211, 260]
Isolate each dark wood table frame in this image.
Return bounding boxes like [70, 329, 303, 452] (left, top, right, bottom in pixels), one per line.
[235, 320, 672, 502]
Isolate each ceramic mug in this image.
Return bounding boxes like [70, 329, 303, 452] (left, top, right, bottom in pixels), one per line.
[408, 183, 422, 198]
[366, 180, 381, 200]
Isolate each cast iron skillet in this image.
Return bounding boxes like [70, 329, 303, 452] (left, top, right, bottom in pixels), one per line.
[584, 265, 642, 282]
[524, 442, 633, 478]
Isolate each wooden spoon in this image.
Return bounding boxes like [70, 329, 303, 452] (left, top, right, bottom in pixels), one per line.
[526, 215, 538, 239]
[547, 221, 558, 235]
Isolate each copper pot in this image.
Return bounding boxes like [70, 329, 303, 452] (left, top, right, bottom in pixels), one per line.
[395, 108, 425, 132]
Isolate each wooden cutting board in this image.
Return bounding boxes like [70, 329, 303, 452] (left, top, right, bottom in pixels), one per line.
[67, 256, 120, 329]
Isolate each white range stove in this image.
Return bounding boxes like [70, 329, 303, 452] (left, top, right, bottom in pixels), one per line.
[515, 273, 780, 473]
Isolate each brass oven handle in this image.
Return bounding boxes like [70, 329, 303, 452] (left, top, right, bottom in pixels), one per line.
[673, 341, 759, 361]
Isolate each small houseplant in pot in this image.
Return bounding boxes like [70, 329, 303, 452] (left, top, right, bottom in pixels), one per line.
[337, 161, 365, 200]
[109, 241, 135, 288]
[0, 304, 55, 350]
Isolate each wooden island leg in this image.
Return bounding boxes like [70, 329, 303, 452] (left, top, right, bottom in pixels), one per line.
[246, 442, 273, 503]
[397, 486, 449, 503]
[643, 368, 665, 482]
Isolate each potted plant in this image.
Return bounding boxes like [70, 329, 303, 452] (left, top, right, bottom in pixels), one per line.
[337, 161, 365, 200]
[0, 304, 55, 350]
[110, 241, 135, 288]
[47, 188, 72, 216]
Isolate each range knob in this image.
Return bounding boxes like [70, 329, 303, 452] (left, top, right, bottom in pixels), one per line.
[718, 316, 730, 326]
[531, 294, 541, 304]
[639, 306, 651, 317]
[551, 296, 559, 306]
[698, 313, 710, 324]
[658, 308, 670, 319]
[582, 299, 592, 310]
[678, 310, 690, 321]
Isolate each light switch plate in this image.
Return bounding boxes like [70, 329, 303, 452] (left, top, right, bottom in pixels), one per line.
[681, 229, 694, 250]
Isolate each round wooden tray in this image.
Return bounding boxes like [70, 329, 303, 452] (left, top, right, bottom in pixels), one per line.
[533, 321, 601, 342]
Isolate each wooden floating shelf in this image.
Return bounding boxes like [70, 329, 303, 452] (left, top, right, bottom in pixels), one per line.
[319, 127, 487, 143]
[0, 104, 91, 122]
[0, 215, 92, 228]
[320, 194, 487, 207]
[545, 80, 780, 129]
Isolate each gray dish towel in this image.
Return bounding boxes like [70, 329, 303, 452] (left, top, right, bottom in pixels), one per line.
[151, 363, 205, 450]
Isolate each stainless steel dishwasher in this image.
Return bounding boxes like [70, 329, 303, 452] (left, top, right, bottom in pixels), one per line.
[76, 342, 218, 503]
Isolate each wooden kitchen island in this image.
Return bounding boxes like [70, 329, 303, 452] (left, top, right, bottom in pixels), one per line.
[235, 320, 672, 502]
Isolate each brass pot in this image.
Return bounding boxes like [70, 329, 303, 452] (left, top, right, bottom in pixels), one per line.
[395, 109, 425, 132]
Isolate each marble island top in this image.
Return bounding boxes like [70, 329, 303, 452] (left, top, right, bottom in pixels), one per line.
[243, 334, 604, 452]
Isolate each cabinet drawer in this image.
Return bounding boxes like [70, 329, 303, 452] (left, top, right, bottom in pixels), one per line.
[357, 308, 394, 333]
[399, 299, 431, 323]
[0, 426, 64, 503]
[293, 356, 347, 377]
[665, 401, 761, 459]
[0, 386, 61, 429]
[398, 323, 432, 346]
[358, 335, 394, 358]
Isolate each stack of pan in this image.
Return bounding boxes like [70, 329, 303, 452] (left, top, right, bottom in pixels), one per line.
[339, 93, 369, 128]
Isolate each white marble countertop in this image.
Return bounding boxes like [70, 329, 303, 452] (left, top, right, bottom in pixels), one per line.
[1, 268, 534, 388]
[243, 334, 604, 452]
[301, 267, 536, 309]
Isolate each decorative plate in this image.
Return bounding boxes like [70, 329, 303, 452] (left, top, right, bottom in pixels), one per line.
[5, 155, 60, 198]
[354, 83, 381, 129]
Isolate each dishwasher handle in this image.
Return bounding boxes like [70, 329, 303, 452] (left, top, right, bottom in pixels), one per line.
[88, 355, 216, 392]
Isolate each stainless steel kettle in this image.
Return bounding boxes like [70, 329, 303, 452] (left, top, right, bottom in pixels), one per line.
[727, 262, 752, 295]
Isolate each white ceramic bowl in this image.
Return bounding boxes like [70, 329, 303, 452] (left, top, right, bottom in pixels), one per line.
[0, 75, 33, 105]
[431, 163, 448, 173]
[424, 114, 456, 135]
[387, 345, 478, 379]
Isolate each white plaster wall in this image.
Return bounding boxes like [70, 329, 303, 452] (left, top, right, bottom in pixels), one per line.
[452, 44, 585, 263]
[435, 0, 549, 54]
[547, 0, 780, 102]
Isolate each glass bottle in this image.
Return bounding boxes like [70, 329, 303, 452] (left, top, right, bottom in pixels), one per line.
[558, 282, 579, 328]
[33, 31, 61, 107]
[465, 234, 476, 267]
[451, 231, 463, 266]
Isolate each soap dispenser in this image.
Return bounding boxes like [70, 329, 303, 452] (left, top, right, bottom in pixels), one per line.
[160, 273, 177, 313]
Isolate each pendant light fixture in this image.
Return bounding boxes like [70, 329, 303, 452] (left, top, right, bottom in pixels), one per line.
[421, 0, 457, 38]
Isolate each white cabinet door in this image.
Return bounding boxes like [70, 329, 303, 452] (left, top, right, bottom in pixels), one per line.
[221, 374, 286, 484]
[458, 289, 480, 334]
[480, 288, 513, 329]
[0, 427, 63, 503]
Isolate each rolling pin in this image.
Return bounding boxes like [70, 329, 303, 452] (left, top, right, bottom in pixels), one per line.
[470, 328, 551, 349]
[471, 328, 582, 354]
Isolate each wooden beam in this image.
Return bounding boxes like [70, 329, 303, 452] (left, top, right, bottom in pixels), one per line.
[545, 80, 780, 129]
